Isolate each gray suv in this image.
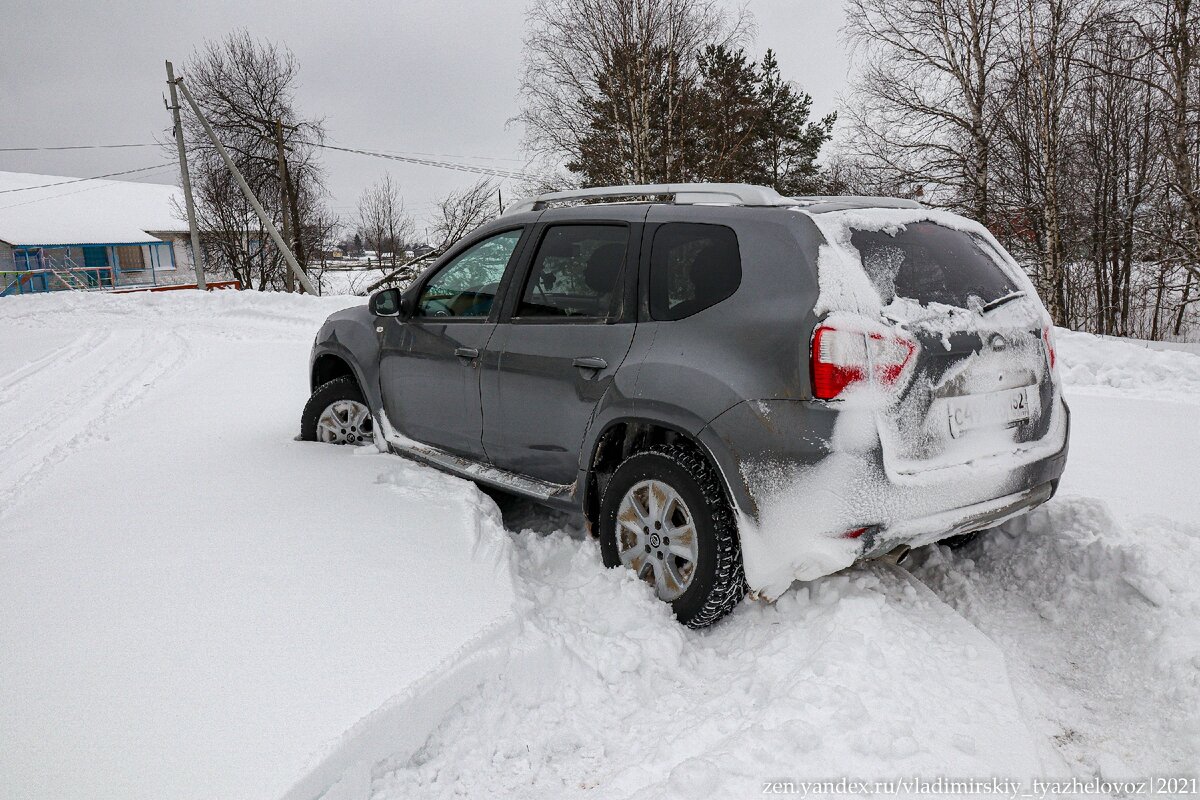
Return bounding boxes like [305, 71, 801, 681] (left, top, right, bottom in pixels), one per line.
[302, 183, 1069, 628]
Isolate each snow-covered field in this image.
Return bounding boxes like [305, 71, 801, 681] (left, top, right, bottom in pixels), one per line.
[1, 292, 1197, 800]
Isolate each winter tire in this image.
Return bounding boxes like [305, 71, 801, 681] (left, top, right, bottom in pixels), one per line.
[301, 376, 373, 445]
[598, 443, 746, 628]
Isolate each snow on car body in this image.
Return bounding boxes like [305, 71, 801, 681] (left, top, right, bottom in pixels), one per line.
[303, 184, 1069, 624]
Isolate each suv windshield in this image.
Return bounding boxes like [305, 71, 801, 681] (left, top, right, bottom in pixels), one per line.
[849, 222, 1018, 308]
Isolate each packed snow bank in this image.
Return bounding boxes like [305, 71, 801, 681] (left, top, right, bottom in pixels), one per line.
[1056, 328, 1200, 403]
[0, 291, 514, 800]
[911, 498, 1200, 776]
[292, 529, 1044, 800]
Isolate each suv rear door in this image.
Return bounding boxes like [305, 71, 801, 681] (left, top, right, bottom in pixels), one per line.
[480, 207, 644, 484]
[378, 226, 530, 459]
[820, 217, 1059, 474]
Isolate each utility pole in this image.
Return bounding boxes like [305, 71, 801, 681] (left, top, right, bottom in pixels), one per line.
[274, 119, 295, 293]
[497, 187, 503, 214]
[174, 74, 317, 295]
[165, 60, 206, 290]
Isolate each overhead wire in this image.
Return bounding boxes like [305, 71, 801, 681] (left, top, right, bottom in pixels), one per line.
[0, 142, 159, 152]
[0, 163, 176, 195]
[309, 142, 536, 181]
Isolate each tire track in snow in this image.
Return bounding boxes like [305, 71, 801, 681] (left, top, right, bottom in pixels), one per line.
[0, 332, 113, 408]
[0, 326, 189, 523]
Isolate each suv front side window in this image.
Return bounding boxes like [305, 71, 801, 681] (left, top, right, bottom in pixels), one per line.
[649, 223, 741, 320]
[416, 229, 523, 319]
[515, 225, 629, 319]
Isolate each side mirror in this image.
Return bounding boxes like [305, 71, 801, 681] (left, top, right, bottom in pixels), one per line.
[369, 287, 402, 317]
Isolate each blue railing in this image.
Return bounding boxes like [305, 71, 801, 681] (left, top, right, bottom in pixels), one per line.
[1, 253, 116, 296]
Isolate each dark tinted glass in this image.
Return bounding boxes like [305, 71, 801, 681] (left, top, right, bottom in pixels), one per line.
[517, 225, 628, 318]
[849, 222, 1018, 308]
[650, 223, 741, 321]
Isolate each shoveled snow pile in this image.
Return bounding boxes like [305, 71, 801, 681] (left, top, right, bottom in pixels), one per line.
[2, 290, 1197, 800]
[1056, 328, 1200, 403]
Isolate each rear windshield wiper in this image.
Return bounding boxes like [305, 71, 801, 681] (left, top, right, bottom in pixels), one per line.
[981, 290, 1027, 314]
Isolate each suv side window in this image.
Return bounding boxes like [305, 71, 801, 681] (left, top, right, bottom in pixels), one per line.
[515, 225, 628, 319]
[416, 229, 523, 319]
[649, 223, 741, 320]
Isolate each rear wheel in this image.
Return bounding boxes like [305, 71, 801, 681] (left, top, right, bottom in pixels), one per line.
[301, 376, 373, 445]
[598, 444, 746, 628]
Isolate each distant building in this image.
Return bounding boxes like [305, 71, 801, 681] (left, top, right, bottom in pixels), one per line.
[0, 171, 199, 296]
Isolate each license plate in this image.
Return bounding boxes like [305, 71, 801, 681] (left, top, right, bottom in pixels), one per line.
[947, 386, 1032, 438]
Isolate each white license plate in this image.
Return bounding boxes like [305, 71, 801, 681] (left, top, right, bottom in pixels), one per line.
[947, 386, 1032, 438]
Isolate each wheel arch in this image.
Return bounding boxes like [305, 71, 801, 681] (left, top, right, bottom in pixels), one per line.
[311, 352, 356, 391]
[581, 415, 739, 535]
[309, 341, 383, 415]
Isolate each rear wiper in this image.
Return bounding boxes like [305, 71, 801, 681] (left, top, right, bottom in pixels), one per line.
[981, 291, 1027, 314]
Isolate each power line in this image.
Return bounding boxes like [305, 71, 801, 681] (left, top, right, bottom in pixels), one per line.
[311, 142, 536, 181]
[363, 146, 527, 164]
[0, 166, 178, 211]
[0, 142, 160, 153]
[0, 163, 175, 195]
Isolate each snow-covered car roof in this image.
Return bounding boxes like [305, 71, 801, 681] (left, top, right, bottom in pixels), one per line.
[0, 171, 188, 247]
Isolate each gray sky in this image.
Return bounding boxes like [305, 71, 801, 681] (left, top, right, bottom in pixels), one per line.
[0, 0, 850, 240]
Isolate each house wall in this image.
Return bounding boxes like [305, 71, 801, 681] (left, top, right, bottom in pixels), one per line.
[0, 240, 12, 271]
[148, 232, 195, 280]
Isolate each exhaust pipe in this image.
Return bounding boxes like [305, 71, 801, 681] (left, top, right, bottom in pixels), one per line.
[880, 544, 911, 566]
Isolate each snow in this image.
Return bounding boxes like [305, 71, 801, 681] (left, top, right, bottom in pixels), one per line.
[0, 171, 187, 246]
[0, 291, 513, 800]
[2, 288, 1198, 800]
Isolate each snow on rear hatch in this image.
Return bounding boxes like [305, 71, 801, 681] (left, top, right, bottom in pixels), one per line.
[805, 208, 1062, 476]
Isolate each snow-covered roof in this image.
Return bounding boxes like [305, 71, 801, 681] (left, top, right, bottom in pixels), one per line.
[0, 171, 188, 247]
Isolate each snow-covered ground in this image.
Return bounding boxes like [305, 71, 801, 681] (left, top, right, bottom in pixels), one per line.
[1, 293, 1197, 800]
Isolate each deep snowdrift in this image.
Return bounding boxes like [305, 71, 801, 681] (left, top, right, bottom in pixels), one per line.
[286, 313, 1200, 799]
[2, 291, 1197, 800]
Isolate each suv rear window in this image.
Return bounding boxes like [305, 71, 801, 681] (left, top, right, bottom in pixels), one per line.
[849, 222, 1018, 308]
[650, 223, 741, 320]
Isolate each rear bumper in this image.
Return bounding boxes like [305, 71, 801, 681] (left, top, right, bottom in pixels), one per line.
[858, 479, 1056, 558]
[699, 396, 1070, 597]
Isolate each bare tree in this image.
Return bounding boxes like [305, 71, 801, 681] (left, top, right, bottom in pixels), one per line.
[1002, 0, 1111, 324]
[843, 0, 1012, 223]
[356, 175, 414, 271]
[176, 30, 327, 291]
[429, 179, 499, 250]
[843, 0, 1200, 338]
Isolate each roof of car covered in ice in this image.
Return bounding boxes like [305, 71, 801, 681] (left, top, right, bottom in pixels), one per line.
[0, 171, 188, 247]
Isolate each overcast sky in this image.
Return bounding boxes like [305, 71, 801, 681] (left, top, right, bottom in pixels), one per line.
[0, 0, 850, 240]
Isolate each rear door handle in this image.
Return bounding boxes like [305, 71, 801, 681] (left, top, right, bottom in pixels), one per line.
[572, 356, 607, 370]
[455, 347, 480, 360]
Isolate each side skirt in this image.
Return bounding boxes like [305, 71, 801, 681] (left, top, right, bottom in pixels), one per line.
[376, 412, 576, 507]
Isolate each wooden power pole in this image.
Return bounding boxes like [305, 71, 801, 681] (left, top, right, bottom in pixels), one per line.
[174, 73, 317, 295]
[274, 120, 295, 293]
[165, 60, 206, 290]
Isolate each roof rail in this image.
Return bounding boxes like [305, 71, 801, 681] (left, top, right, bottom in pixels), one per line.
[789, 195, 924, 210]
[503, 183, 792, 215]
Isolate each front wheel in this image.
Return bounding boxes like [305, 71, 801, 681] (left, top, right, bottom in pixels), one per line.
[301, 376, 373, 445]
[598, 444, 746, 628]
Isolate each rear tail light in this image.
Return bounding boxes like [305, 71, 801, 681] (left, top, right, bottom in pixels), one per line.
[1042, 326, 1057, 371]
[811, 324, 917, 400]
